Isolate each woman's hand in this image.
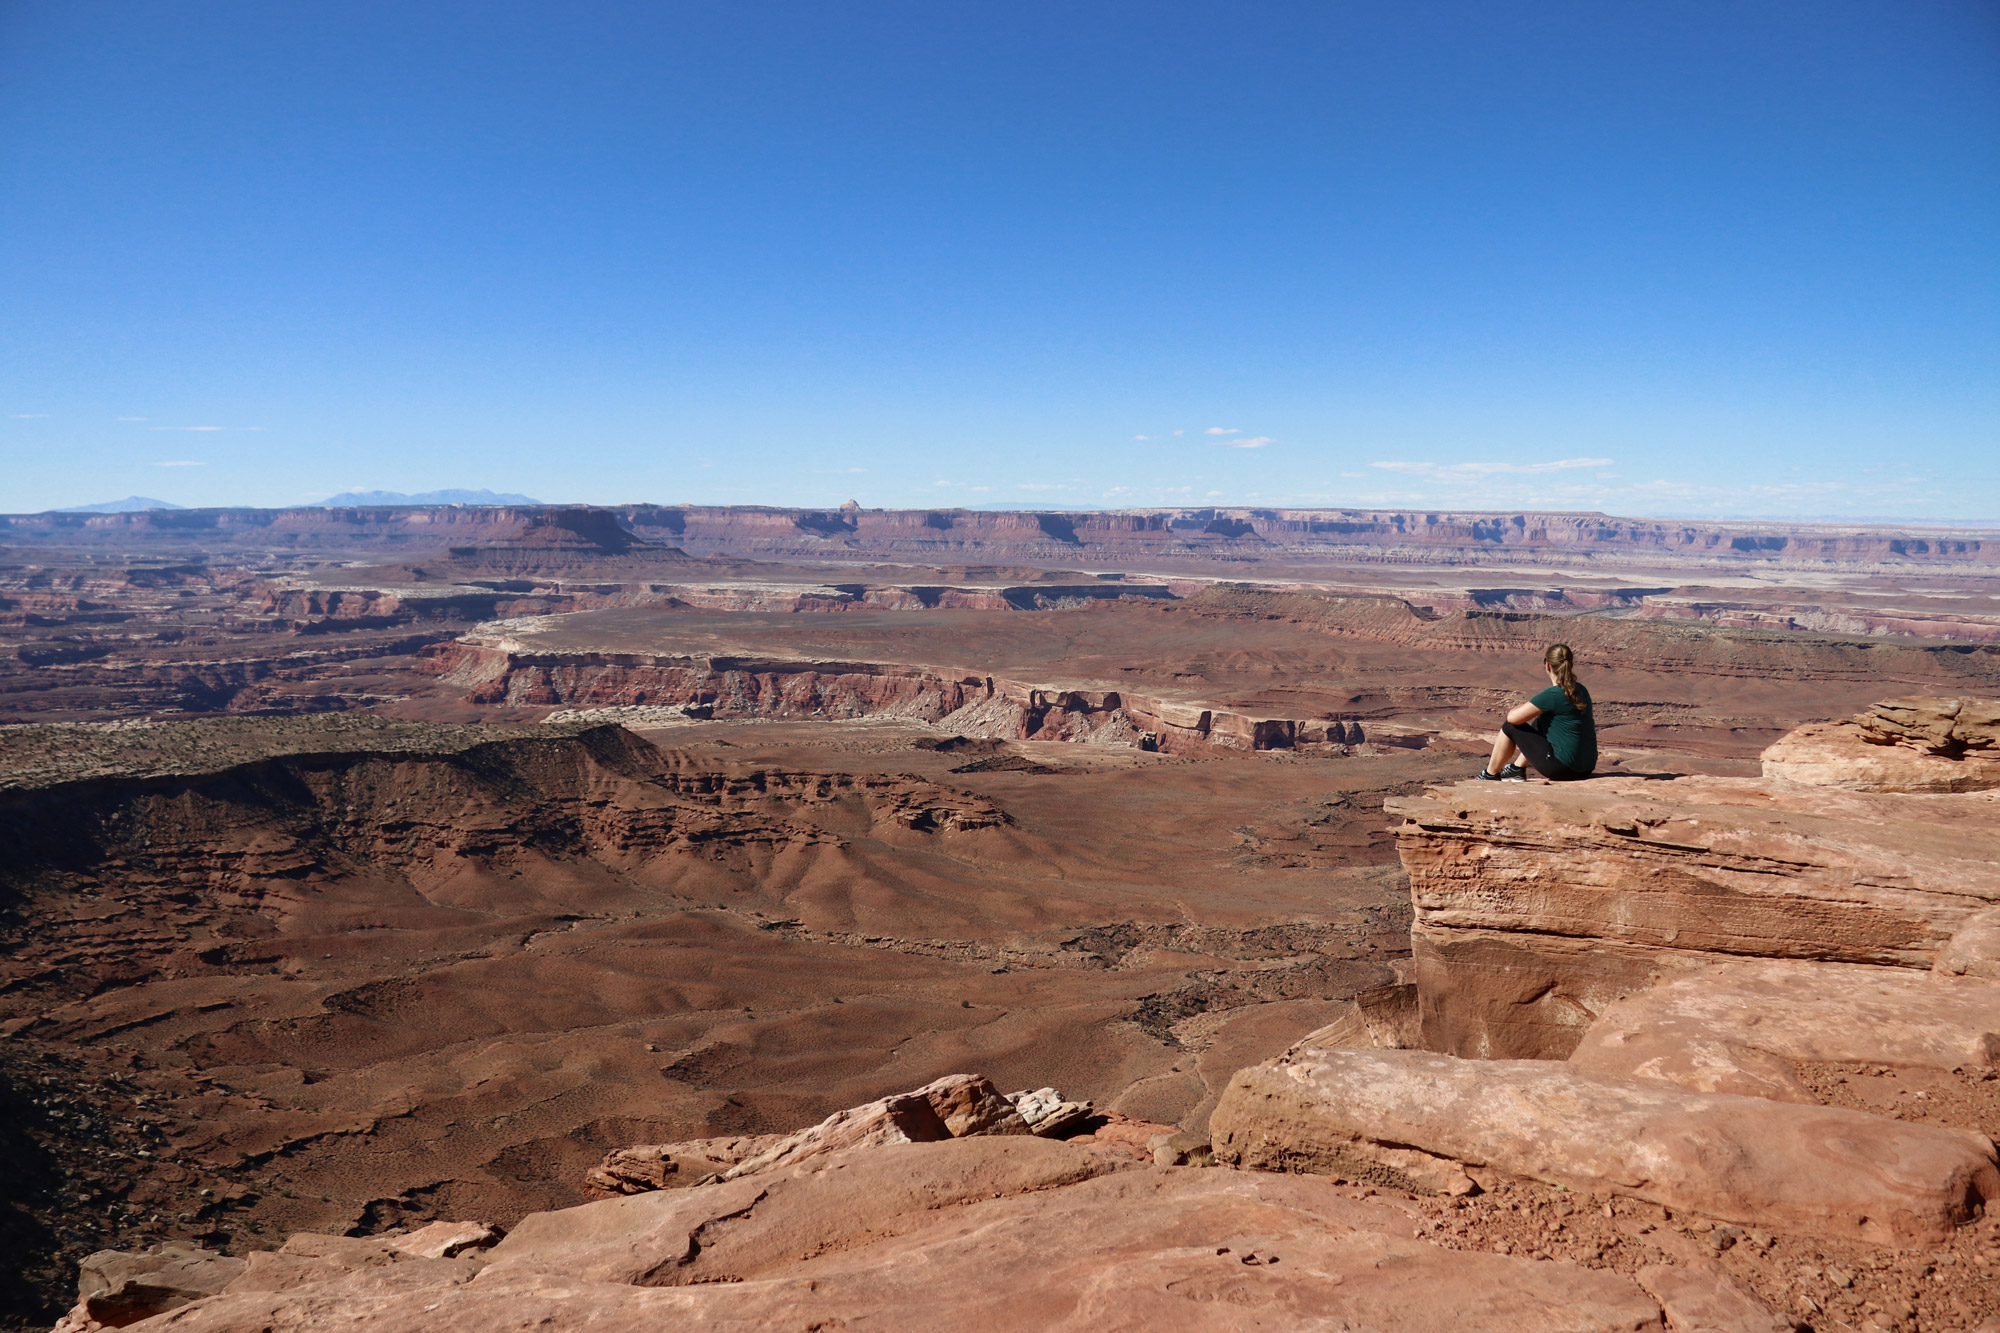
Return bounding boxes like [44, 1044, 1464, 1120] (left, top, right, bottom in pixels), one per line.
[1506, 701, 1543, 726]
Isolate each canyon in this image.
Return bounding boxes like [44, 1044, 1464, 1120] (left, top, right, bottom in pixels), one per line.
[3, 503, 1999, 1332]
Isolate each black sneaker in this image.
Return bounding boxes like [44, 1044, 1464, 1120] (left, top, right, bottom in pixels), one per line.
[1473, 768, 1502, 781]
[1498, 764, 1528, 781]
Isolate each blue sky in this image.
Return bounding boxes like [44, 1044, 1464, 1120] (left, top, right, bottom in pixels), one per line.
[2, 1, 1996, 519]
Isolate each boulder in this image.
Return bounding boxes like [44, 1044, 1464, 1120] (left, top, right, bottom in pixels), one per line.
[1762, 722, 2000, 794]
[1385, 775, 2000, 1058]
[580, 1077, 1050, 1199]
[584, 1133, 788, 1195]
[1568, 958, 2000, 1101]
[583, 1144, 678, 1196]
[71, 1242, 246, 1327]
[1148, 1130, 1214, 1166]
[388, 1221, 499, 1260]
[1008, 1085, 1096, 1136]
[1761, 696, 2000, 793]
[719, 1088, 951, 1180]
[1209, 1047, 1999, 1245]
[715, 1074, 1029, 1181]
[923, 1071, 1033, 1136]
[1852, 695, 2000, 753]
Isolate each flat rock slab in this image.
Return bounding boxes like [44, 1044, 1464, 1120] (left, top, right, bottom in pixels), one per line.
[74, 1241, 246, 1325]
[118, 1163, 1671, 1332]
[486, 1135, 1125, 1286]
[1570, 958, 2000, 1101]
[1634, 1263, 1794, 1333]
[1940, 907, 2000, 981]
[1209, 1047, 1999, 1246]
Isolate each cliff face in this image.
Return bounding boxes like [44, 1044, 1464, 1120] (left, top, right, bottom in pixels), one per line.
[1378, 698, 2000, 1067]
[7, 502, 1996, 572]
[0, 716, 1032, 1319]
[624, 505, 2000, 572]
[422, 640, 1377, 753]
[1198, 700, 2000, 1319]
[0, 717, 1006, 1005]
[1382, 776, 2000, 1059]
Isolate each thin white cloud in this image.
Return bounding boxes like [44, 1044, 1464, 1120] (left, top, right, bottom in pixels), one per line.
[1018, 483, 1075, 491]
[151, 425, 226, 432]
[1131, 434, 1153, 441]
[12, 413, 50, 419]
[1215, 436, 1273, 449]
[1171, 430, 1184, 436]
[153, 460, 205, 468]
[1204, 427, 1241, 436]
[1369, 457, 1613, 480]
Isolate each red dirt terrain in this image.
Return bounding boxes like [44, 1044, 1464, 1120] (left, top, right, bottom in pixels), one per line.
[3, 504, 1999, 1331]
[0, 714, 1433, 1325]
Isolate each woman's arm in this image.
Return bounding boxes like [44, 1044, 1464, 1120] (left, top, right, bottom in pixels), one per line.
[1506, 700, 1543, 726]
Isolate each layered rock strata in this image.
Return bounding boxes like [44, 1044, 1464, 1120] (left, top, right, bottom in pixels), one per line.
[1383, 772, 2000, 1059]
[0, 716, 1009, 1003]
[1763, 695, 2000, 793]
[1567, 958, 2000, 1101]
[14, 501, 1998, 575]
[429, 639, 1386, 752]
[1203, 699, 2000, 1288]
[259, 575, 1179, 632]
[1209, 1048, 1998, 1245]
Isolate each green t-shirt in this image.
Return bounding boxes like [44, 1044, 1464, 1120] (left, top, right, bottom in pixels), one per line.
[1529, 684, 1597, 773]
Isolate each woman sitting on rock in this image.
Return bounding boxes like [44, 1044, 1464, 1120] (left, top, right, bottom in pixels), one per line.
[1477, 643, 1596, 781]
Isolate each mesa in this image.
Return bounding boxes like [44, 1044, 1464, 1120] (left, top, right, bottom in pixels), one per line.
[4, 502, 1998, 1332]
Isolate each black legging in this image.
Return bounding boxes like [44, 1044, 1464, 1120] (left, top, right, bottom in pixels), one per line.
[1503, 719, 1588, 780]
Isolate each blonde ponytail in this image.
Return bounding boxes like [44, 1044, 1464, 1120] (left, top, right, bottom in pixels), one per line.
[1544, 643, 1588, 714]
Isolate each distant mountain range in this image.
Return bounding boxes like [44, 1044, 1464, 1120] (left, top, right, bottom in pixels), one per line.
[51, 497, 187, 513]
[43, 489, 542, 513]
[312, 488, 541, 507]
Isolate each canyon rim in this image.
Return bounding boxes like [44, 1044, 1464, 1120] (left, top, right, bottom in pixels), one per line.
[0, 502, 1996, 1332]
